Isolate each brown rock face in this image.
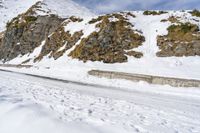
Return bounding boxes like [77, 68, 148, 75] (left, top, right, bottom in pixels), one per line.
[157, 22, 200, 57]
[34, 16, 84, 62]
[0, 32, 3, 48]
[0, 1, 64, 62]
[69, 13, 145, 63]
[125, 51, 143, 58]
[0, 15, 64, 62]
[35, 26, 83, 62]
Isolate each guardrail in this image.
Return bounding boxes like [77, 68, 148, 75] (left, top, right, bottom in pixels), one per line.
[88, 70, 200, 88]
[0, 64, 32, 68]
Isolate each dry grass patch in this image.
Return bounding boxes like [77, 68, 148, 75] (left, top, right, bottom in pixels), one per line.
[70, 13, 145, 63]
[189, 9, 200, 17]
[143, 11, 167, 15]
[157, 22, 200, 57]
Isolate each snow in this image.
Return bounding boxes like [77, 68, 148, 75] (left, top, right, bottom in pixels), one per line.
[0, 0, 40, 32]
[131, 12, 171, 56]
[64, 17, 98, 36]
[0, 0, 94, 32]
[1, 3, 200, 81]
[0, 102, 72, 133]
[5, 11, 200, 80]
[0, 70, 200, 133]
[7, 40, 46, 64]
[108, 17, 119, 22]
[1, 4, 200, 132]
[0, 102, 127, 133]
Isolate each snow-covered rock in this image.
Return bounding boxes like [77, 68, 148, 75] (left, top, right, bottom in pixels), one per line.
[0, 0, 94, 32]
[0, 1, 200, 81]
[0, 0, 40, 32]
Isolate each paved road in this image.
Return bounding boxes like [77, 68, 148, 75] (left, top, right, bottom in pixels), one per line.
[0, 70, 200, 133]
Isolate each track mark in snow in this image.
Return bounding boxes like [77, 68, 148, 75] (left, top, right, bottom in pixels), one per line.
[0, 71, 200, 133]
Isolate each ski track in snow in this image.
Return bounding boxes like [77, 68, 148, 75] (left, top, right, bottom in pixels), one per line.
[0, 71, 200, 133]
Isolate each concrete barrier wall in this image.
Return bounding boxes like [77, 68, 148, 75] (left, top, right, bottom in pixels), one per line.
[0, 64, 32, 68]
[88, 70, 200, 88]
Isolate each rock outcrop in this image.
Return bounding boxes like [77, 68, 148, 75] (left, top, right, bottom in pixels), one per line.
[157, 22, 200, 57]
[35, 17, 83, 61]
[0, 14, 63, 62]
[0, 1, 64, 62]
[69, 13, 145, 63]
[0, 7, 200, 64]
[143, 10, 167, 15]
[0, 31, 3, 48]
[190, 10, 200, 17]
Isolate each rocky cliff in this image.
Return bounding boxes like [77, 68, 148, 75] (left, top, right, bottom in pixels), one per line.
[0, 14, 63, 62]
[157, 15, 200, 57]
[69, 13, 145, 63]
[0, 0, 86, 62]
[0, 6, 200, 64]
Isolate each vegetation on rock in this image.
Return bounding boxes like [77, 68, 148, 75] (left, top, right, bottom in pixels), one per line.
[0, 32, 3, 48]
[6, 1, 43, 29]
[125, 51, 143, 58]
[89, 12, 135, 24]
[161, 16, 181, 23]
[70, 13, 145, 63]
[69, 16, 83, 22]
[157, 22, 200, 57]
[167, 22, 199, 34]
[35, 26, 83, 62]
[189, 9, 200, 17]
[143, 11, 167, 15]
[0, 3, 63, 62]
[6, 14, 37, 29]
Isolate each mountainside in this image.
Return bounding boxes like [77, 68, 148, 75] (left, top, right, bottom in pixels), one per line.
[0, 1, 200, 80]
[0, 0, 94, 32]
[1, 2, 200, 133]
[0, 0, 40, 32]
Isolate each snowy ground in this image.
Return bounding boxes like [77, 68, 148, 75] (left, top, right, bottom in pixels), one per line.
[0, 70, 200, 133]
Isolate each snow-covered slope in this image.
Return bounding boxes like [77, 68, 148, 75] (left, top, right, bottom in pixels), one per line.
[0, 0, 94, 32]
[0, 0, 40, 32]
[0, 1, 200, 83]
[3, 11, 200, 81]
